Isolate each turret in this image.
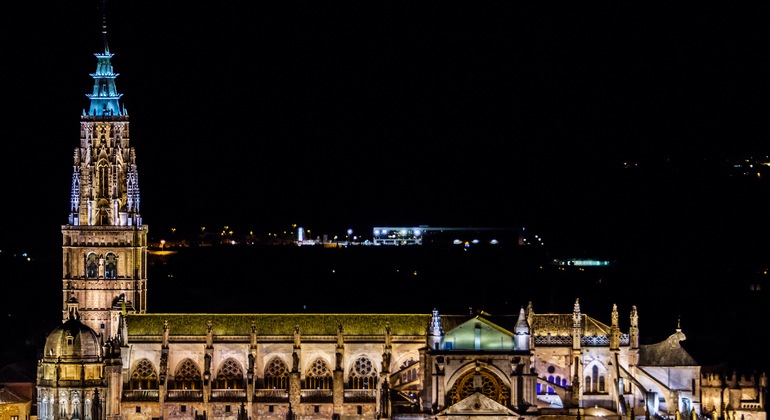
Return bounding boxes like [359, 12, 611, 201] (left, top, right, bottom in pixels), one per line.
[514, 307, 530, 351]
[572, 298, 582, 350]
[427, 308, 443, 350]
[630, 305, 639, 349]
[610, 303, 620, 351]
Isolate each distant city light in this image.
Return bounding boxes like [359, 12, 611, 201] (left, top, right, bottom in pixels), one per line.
[490, 239, 498, 244]
[347, 229, 353, 235]
[454, 239, 461, 245]
[374, 230, 380, 235]
[414, 229, 421, 236]
[400, 229, 407, 235]
[231, 240, 235, 245]
[472, 239, 479, 244]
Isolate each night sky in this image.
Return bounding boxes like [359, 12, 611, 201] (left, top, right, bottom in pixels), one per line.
[2, 2, 768, 254]
[1, 2, 769, 371]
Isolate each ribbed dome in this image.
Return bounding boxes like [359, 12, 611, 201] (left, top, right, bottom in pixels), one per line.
[44, 317, 101, 362]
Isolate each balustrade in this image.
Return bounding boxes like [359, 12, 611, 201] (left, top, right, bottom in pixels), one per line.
[343, 389, 376, 403]
[166, 389, 203, 401]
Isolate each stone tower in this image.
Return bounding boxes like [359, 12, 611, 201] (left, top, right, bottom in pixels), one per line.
[61, 11, 147, 337]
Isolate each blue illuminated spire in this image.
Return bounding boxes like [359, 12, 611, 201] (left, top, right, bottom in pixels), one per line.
[86, 1, 123, 116]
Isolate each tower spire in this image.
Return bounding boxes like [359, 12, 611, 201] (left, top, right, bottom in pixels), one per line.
[86, 0, 123, 117]
[101, 0, 109, 54]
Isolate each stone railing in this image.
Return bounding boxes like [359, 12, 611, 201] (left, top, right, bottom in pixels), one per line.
[344, 389, 376, 403]
[300, 389, 333, 403]
[741, 401, 761, 410]
[210, 389, 246, 402]
[254, 389, 289, 402]
[122, 390, 159, 401]
[534, 334, 572, 345]
[581, 335, 610, 346]
[166, 390, 203, 401]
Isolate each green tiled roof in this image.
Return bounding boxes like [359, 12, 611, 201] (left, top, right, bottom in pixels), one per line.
[126, 314, 468, 337]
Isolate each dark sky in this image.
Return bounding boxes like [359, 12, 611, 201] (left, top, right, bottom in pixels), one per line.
[1, 2, 768, 251]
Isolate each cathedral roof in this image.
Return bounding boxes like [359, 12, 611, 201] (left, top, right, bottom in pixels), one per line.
[125, 312, 618, 338]
[43, 317, 101, 363]
[126, 314, 469, 337]
[638, 330, 698, 366]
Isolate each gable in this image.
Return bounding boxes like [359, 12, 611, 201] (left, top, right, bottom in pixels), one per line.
[443, 317, 514, 350]
[438, 392, 517, 416]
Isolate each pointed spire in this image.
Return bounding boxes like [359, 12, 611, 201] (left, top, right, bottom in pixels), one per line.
[86, 0, 123, 116]
[515, 306, 530, 351]
[573, 298, 581, 328]
[676, 316, 682, 332]
[612, 303, 619, 327]
[515, 307, 529, 333]
[100, 0, 110, 54]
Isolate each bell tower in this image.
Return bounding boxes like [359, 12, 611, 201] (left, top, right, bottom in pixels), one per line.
[61, 4, 148, 337]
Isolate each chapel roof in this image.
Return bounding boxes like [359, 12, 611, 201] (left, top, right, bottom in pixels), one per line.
[43, 317, 102, 363]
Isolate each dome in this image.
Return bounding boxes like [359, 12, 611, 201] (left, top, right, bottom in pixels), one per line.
[44, 317, 101, 362]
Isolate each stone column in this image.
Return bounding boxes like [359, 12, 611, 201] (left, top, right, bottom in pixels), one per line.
[435, 357, 445, 410]
[419, 349, 432, 412]
[333, 370, 344, 415]
[289, 372, 301, 409]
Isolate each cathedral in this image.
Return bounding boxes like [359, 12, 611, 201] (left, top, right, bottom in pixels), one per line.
[36, 12, 767, 420]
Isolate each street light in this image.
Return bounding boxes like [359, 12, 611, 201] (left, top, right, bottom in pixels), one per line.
[160, 240, 165, 250]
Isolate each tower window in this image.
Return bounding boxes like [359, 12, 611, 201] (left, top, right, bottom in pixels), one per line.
[225, 406, 230, 413]
[268, 406, 274, 413]
[181, 406, 186, 413]
[314, 406, 320, 413]
[136, 407, 141, 413]
[357, 406, 362, 415]
[105, 253, 117, 279]
[87, 253, 99, 278]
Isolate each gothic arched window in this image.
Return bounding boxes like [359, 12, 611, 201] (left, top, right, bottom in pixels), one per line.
[216, 358, 244, 390]
[599, 375, 605, 393]
[349, 357, 377, 390]
[264, 358, 288, 390]
[174, 359, 202, 390]
[585, 376, 592, 394]
[130, 359, 158, 390]
[305, 358, 331, 390]
[592, 365, 599, 393]
[87, 253, 98, 278]
[105, 253, 117, 279]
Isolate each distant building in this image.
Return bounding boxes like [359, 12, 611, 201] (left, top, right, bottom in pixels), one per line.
[372, 226, 524, 246]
